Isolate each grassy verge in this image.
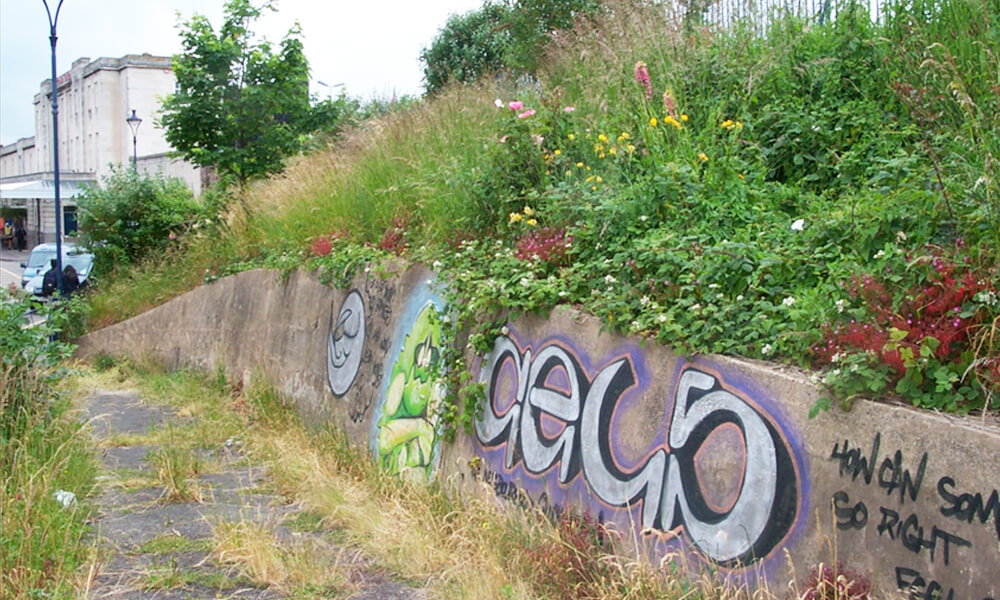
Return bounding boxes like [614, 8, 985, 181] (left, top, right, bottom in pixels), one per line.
[75, 358, 878, 600]
[1, 293, 98, 597]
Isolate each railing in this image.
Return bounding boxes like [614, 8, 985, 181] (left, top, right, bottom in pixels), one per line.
[677, 0, 890, 31]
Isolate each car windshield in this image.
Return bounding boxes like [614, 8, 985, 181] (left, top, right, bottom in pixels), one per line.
[26, 249, 57, 268]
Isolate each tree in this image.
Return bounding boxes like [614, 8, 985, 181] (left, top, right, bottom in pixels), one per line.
[420, 3, 514, 96]
[160, 0, 312, 186]
[76, 169, 203, 275]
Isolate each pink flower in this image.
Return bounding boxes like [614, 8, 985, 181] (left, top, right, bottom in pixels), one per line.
[508, 100, 524, 111]
[517, 109, 536, 119]
[563, 106, 575, 113]
[499, 135, 509, 143]
[662, 88, 677, 118]
[634, 61, 652, 100]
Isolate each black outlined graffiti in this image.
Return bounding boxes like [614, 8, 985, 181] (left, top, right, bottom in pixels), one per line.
[475, 334, 799, 567]
[327, 290, 366, 397]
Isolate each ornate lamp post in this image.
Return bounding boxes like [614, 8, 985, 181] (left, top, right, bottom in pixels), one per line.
[126, 109, 142, 172]
[42, 0, 65, 294]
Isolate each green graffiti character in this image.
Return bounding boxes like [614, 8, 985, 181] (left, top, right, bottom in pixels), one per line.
[376, 303, 445, 479]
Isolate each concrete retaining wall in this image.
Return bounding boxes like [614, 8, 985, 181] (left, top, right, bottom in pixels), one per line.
[77, 267, 1000, 599]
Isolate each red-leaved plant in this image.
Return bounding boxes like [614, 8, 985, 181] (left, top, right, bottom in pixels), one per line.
[798, 562, 872, 600]
[514, 226, 573, 266]
[813, 243, 998, 387]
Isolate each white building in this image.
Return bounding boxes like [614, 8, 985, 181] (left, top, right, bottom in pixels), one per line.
[0, 54, 204, 246]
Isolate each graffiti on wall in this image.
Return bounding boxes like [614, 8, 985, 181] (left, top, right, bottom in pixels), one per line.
[326, 277, 396, 422]
[373, 298, 445, 479]
[831, 434, 998, 600]
[328, 290, 366, 396]
[474, 330, 803, 568]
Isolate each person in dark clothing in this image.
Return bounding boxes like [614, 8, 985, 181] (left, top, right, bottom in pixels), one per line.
[15, 222, 27, 251]
[61, 264, 79, 296]
[41, 259, 58, 297]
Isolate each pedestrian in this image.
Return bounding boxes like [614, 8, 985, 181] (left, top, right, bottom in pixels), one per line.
[41, 258, 58, 297]
[15, 221, 27, 251]
[61, 264, 80, 296]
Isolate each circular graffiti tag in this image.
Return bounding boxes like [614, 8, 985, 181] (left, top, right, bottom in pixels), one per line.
[328, 290, 366, 397]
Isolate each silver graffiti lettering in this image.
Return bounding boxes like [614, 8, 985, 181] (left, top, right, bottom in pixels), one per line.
[476, 334, 799, 567]
[327, 290, 366, 396]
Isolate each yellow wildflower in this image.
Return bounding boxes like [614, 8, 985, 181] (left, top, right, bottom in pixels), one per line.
[598, 133, 608, 143]
[721, 119, 734, 129]
[698, 152, 709, 162]
[609, 146, 617, 155]
[576, 162, 584, 168]
[523, 206, 534, 216]
[594, 143, 605, 153]
[595, 176, 603, 183]
[738, 173, 745, 180]
[568, 133, 576, 141]
[526, 218, 538, 226]
[586, 165, 591, 171]
[649, 117, 658, 127]
[618, 132, 630, 141]
[664, 115, 681, 130]
[598, 152, 606, 159]
[592, 186, 597, 191]
[554, 149, 562, 156]
[565, 170, 572, 176]
[681, 114, 689, 122]
[626, 144, 636, 154]
[586, 175, 595, 183]
[509, 212, 522, 223]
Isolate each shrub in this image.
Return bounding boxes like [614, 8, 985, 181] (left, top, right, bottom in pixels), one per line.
[76, 169, 204, 275]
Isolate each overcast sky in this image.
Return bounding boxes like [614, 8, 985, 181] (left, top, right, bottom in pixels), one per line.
[0, 0, 485, 146]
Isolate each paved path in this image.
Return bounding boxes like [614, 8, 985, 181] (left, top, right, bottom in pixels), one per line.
[83, 389, 425, 600]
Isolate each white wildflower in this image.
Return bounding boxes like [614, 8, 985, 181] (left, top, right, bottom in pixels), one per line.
[520, 277, 530, 287]
[639, 215, 648, 222]
[501, 326, 509, 335]
[782, 296, 796, 307]
[494, 98, 504, 108]
[54, 490, 76, 508]
[708, 283, 719, 289]
[736, 294, 744, 301]
[896, 231, 907, 242]
[691, 303, 702, 312]
[761, 343, 773, 356]
[658, 314, 668, 323]
[431, 260, 442, 270]
[835, 299, 846, 313]
[558, 290, 568, 297]
[874, 249, 886, 259]
[640, 295, 650, 306]
[791, 219, 805, 231]
[605, 274, 616, 284]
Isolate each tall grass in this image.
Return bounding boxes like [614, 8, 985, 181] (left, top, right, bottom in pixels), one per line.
[1, 293, 97, 597]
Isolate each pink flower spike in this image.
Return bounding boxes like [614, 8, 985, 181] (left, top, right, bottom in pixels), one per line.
[564, 106, 575, 113]
[517, 109, 536, 119]
[508, 100, 524, 111]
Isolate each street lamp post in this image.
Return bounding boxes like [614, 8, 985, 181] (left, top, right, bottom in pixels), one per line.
[126, 109, 142, 172]
[42, 0, 65, 295]
[316, 80, 344, 100]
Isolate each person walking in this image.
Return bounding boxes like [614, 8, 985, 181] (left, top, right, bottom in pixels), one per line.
[15, 221, 27, 251]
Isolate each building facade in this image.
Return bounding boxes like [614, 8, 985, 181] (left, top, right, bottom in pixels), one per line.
[0, 54, 203, 246]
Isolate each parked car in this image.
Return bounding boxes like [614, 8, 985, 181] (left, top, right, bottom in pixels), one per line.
[20, 242, 95, 296]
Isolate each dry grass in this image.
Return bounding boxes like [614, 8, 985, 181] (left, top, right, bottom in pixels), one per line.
[211, 519, 353, 595]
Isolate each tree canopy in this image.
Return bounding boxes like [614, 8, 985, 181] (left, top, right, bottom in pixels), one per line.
[160, 0, 312, 186]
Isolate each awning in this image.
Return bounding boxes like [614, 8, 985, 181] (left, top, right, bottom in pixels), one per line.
[0, 178, 95, 200]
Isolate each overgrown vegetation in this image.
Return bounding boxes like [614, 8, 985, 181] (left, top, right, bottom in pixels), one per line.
[0, 292, 97, 596]
[85, 0, 999, 420]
